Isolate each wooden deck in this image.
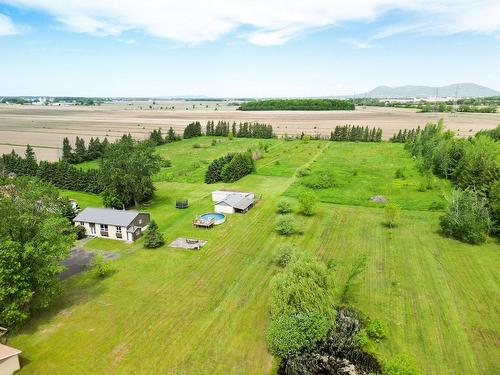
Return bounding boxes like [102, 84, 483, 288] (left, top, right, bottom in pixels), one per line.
[192, 218, 215, 228]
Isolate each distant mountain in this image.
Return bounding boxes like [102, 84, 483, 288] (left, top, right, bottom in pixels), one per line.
[363, 83, 500, 98]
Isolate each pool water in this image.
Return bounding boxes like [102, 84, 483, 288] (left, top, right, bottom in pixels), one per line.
[199, 212, 226, 225]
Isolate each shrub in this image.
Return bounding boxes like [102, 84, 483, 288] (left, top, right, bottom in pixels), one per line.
[144, 220, 165, 248]
[440, 189, 491, 244]
[161, 158, 172, 168]
[298, 191, 318, 216]
[384, 203, 401, 228]
[301, 171, 335, 189]
[275, 215, 301, 236]
[394, 168, 405, 179]
[296, 167, 311, 177]
[211, 139, 217, 146]
[365, 319, 388, 341]
[91, 254, 113, 278]
[273, 243, 299, 267]
[383, 356, 422, 375]
[74, 225, 86, 240]
[193, 143, 201, 149]
[277, 200, 293, 214]
[228, 132, 234, 140]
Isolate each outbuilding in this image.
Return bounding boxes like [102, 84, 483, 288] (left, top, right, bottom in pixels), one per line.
[212, 190, 255, 214]
[0, 344, 22, 375]
[73, 207, 150, 242]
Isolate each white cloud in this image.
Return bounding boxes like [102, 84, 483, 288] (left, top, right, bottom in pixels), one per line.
[0, 13, 20, 35]
[3, 0, 500, 45]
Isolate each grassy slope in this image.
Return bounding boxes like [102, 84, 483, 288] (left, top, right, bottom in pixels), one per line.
[10, 140, 499, 374]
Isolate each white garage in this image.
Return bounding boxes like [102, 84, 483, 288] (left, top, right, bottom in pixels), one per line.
[212, 190, 256, 214]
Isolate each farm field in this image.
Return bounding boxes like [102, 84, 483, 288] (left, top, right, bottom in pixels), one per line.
[9, 138, 500, 374]
[1, 102, 499, 161]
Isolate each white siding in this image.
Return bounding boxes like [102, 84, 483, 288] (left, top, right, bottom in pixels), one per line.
[0, 355, 21, 375]
[214, 204, 234, 214]
[75, 222, 127, 241]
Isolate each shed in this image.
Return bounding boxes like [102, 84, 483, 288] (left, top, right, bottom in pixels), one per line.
[0, 344, 21, 375]
[214, 191, 255, 214]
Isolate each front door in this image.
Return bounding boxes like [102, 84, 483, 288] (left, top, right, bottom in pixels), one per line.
[89, 223, 96, 235]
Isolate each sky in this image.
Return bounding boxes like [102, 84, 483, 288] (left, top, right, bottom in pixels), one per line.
[1, 0, 500, 97]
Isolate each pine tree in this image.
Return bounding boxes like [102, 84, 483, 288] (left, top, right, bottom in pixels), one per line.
[62, 137, 73, 162]
[144, 220, 164, 248]
[23, 145, 38, 176]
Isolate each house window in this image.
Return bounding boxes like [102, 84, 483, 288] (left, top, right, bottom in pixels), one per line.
[138, 219, 143, 225]
[100, 224, 109, 237]
[116, 226, 122, 239]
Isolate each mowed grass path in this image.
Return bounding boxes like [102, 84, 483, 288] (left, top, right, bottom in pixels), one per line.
[10, 140, 500, 374]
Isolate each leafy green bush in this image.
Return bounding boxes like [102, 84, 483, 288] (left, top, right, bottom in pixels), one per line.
[275, 215, 301, 236]
[273, 243, 299, 268]
[301, 171, 335, 189]
[384, 204, 401, 228]
[383, 356, 422, 375]
[440, 189, 491, 244]
[74, 224, 87, 240]
[144, 220, 165, 248]
[296, 167, 311, 177]
[298, 191, 318, 216]
[91, 254, 114, 278]
[193, 143, 201, 149]
[394, 168, 405, 179]
[366, 319, 388, 341]
[277, 200, 293, 214]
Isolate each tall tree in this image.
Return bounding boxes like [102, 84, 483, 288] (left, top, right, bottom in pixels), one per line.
[0, 178, 75, 328]
[100, 139, 162, 208]
[62, 137, 73, 161]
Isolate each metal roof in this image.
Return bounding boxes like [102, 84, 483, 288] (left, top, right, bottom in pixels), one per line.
[73, 207, 140, 227]
[0, 343, 21, 360]
[216, 193, 254, 210]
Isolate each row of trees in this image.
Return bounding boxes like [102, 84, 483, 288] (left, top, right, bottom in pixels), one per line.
[203, 120, 275, 139]
[204, 152, 255, 184]
[1, 147, 102, 193]
[390, 127, 421, 143]
[239, 99, 355, 111]
[1, 136, 163, 208]
[330, 125, 383, 142]
[183, 122, 203, 139]
[62, 136, 109, 164]
[406, 121, 499, 242]
[148, 127, 180, 145]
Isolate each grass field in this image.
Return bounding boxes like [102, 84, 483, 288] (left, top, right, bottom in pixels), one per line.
[9, 139, 500, 374]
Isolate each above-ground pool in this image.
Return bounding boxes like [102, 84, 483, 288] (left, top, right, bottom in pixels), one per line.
[199, 212, 226, 225]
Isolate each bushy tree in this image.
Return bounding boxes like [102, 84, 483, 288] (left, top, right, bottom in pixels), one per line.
[277, 199, 293, 214]
[383, 356, 422, 375]
[273, 243, 300, 268]
[100, 139, 162, 208]
[298, 191, 318, 216]
[267, 256, 335, 358]
[275, 215, 301, 236]
[144, 220, 164, 248]
[205, 153, 234, 184]
[440, 189, 491, 244]
[0, 178, 75, 328]
[183, 121, 202, 139]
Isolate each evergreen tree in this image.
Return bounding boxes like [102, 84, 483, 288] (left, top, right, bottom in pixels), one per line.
[74, 137, 87, 163]
[23, 145, 38, 176]
[62, 137, 73, 162]
[144, 220, 165, 248]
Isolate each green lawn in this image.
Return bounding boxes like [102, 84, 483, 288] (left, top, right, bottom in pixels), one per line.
[10, 139, 499, 374]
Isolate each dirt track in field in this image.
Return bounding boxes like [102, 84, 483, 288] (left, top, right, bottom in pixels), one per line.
[1, 102, 498, 161]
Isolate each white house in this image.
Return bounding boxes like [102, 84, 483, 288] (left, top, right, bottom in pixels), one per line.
[212, 190, 255, 214]
[73, 207, 150, 242]
[0, 344, 22, 375]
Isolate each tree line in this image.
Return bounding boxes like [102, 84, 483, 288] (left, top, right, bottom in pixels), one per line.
[238, 99, 355, 111]
[1, 135, 162, 208]
[389, 127, 421, 143]
[205, 120, 274, 138]
[330, 125, 382, 142]
[405, 121, 499, 243]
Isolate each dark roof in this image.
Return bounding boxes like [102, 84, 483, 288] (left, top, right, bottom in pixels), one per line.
[73, 207, 141, 227]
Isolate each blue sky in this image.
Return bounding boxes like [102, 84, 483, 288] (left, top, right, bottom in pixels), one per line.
[1, 0, 499, 97]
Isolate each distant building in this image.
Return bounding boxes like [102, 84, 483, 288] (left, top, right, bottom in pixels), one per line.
[0, 343, 22, 375]
[73, 207, 150, 241]
[212, 190, 255, 214]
